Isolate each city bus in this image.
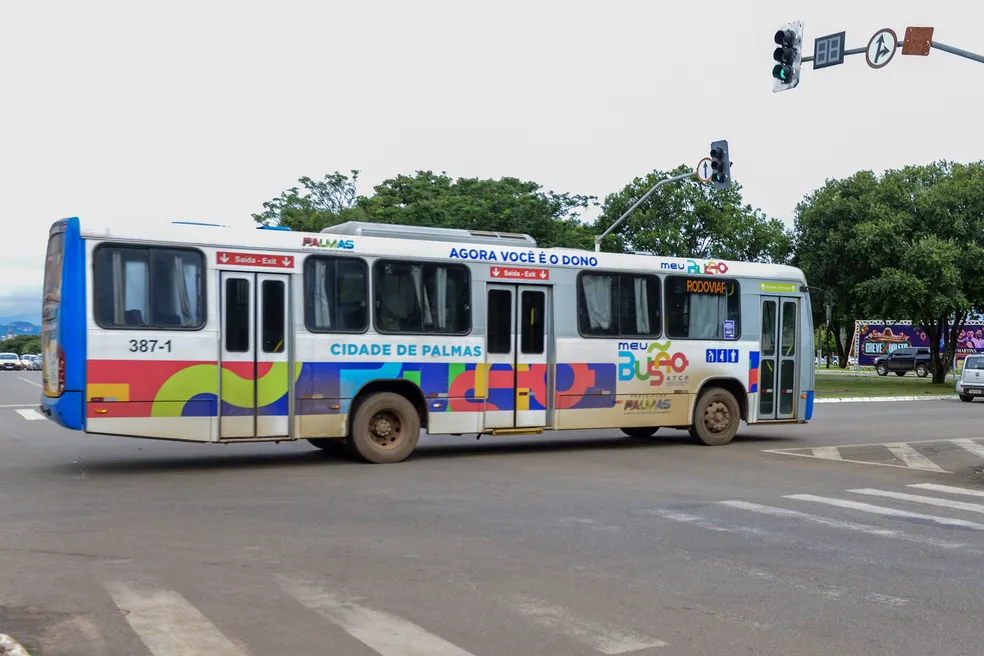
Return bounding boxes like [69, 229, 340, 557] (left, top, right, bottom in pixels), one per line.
[39, 217, 815, 463]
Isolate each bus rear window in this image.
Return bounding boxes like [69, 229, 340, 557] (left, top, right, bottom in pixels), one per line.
[93, 246, 205, 329]
[42, 232, 65, 321]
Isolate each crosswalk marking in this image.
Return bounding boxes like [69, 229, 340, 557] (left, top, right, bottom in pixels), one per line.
[282, 578, 478, 656]
[909, 483, 984, 498]
[104, 581, 246, 656]
[14, 408, 44, 421]
[849, 488, 984, 514]
[717, 500, 972, 549]
[811, 446, 842, 459]
[950, 438, 984, 459]
[784, 494, 984, 530]
[884, 442, 947, 472]
[508, 595, 667, 654]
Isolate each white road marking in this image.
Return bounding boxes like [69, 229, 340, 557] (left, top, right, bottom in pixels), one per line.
[850, 488, 984, 514]
[884, 442, 947, 472]
[949, 438, 984, 460]
[508, 595, 667, 654]
[0, 404, 39, 408]
[718, 500, 973, 550]
[761, 448, 951, 473]
[785, 494, 984, 530]
[282, 578, 478, 656]
[15, 408, 45, 421]
[655, 510, 768, 536]
[104, 581, 246, 656]
[811, 446, 842, 459]
[909, 483, 984, 498]
[18, 377, 42, 388]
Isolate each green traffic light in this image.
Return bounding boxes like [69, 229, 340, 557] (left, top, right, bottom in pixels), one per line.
[772, 64, 788, 81]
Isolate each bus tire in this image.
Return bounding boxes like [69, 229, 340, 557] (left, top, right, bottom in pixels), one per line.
[621, 427, 659, 439]
[691, 388, 740, 446]
[349, 392, 420, 464]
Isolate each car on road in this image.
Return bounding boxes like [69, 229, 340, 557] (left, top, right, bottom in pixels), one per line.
[20, 354, 40, 370]
[0, 352, 23, 371]
[957, 355, 984, 402]
[873, 346, 930, 377]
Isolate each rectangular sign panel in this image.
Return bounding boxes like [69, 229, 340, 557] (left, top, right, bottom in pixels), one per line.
[490, 266, 549, 281]
[760, 281, 799, 293]
[217, 251, 295, 269]
[814, 31, 846, 69]
[854, 321, 984, 370]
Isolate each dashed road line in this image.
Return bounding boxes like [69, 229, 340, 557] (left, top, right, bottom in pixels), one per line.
[104, 581, 246, 656]
[784, 494, 984, 530]
[884, 442, 947, 472]
[18, 377, 42, 388]
[850, 488, 984, 514]
[282, 577, 479, 656]
[507, 594, 667, 654]
[909, 483, 984, 498]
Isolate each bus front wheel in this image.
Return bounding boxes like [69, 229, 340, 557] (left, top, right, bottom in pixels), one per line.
[690, 388, 740, 446]
[349, 392, 421, 464]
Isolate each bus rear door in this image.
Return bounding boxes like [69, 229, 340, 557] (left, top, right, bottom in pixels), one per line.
[759, 295, 800, 420]
[484, 284, 551, 430]
[219, 271, 293, 439]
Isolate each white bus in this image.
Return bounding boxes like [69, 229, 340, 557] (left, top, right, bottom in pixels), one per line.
[40, 218, 816, 463]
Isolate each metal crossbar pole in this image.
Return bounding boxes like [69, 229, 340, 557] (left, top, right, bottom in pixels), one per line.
[594, 171, 695, 252]
[931, 40, 984, 64]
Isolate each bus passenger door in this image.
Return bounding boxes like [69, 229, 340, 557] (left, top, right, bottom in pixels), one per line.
[759, 296, 798, 420]
[219, 271, 292, 439]
[484, 284, 550, 429]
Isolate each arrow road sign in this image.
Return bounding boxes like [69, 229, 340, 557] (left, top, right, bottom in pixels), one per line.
[866, 28, 898, 69]
[695, 157, 712, 183]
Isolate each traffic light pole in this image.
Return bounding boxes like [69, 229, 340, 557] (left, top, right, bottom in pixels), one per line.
[593, 171, 695, 253]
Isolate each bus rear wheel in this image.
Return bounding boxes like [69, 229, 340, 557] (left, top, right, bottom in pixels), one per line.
[621, 427, 659, 439]
[349, 392, 420, 464]
[690, 388, 740, 446]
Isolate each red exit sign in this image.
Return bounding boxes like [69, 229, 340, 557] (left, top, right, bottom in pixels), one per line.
[490, 266, 549, 281]
[217, 251, 294, 268]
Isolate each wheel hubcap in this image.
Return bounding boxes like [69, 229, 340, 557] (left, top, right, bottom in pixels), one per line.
[704, 401, 730, 434]
[369, 411, 404, 450]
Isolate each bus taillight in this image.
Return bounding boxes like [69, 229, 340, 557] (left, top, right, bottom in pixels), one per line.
[58, 345, 65, 395]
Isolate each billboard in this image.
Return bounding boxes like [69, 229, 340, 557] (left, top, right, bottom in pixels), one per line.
[853, 320, 984, 370]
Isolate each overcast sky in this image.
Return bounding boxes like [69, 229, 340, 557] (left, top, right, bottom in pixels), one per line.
[2, 0, 981, 319]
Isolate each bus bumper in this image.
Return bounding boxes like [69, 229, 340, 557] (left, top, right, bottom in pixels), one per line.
[40, 391, 85, 431]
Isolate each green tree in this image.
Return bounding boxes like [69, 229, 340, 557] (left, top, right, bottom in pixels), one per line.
[252, 170, 366, 232]
[358, 171, 598, 248]
[0, 334, 40, 355]
[855, 161, 984, 383]
[594, 165, 793, 262]
[793, 171, 883, 367]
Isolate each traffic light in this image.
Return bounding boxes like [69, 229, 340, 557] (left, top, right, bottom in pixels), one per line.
[709, 140, 730, 190]
[772, 20, 804, 92]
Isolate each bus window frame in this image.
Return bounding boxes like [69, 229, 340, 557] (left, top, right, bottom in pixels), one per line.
[372, 258, 472, 336]
[575, 270, 664, 340]
[663, 274, 742, 341]
[91, 242, 207, 332]
[303, 254, 371, 335]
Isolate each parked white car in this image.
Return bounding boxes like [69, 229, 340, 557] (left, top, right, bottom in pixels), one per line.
[957, 355, 984, 402]
[0, 353, 23, 371]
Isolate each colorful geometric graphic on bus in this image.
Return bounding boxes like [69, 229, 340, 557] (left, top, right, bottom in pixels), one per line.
[87, 359, 617, 418]
[748, 351, 760, 393]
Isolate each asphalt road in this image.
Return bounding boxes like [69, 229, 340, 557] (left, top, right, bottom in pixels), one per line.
[2, 371, 984, 656]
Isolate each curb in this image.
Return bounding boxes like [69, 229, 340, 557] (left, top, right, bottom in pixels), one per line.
[0, 634, 31, 656]
[815, 395, 956, 404]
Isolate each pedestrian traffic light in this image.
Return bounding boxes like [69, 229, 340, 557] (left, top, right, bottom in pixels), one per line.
[772, 20, 804, 92]
[709, 140, 730, 190]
